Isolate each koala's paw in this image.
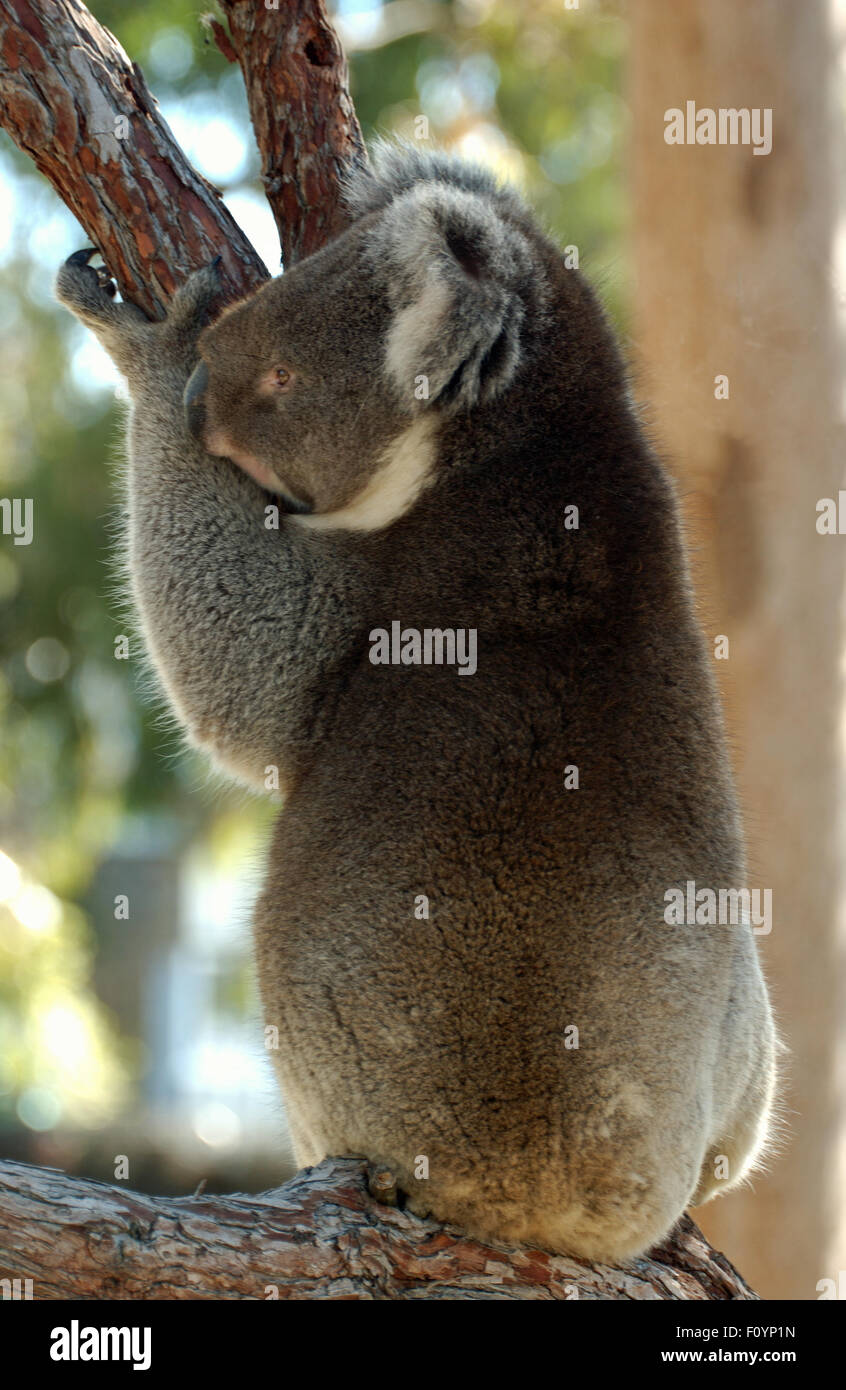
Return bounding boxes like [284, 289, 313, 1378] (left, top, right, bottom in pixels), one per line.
[147, 260, 224, 387]
[366, 1162, 400, 1208]
[55, 249, 151, 374]
[56, 251, 223, 388]
[165, 257, 223, 341]
[56, 249, 149, 325]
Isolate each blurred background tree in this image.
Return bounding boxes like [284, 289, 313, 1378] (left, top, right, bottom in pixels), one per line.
[629, 0, 846, 1303]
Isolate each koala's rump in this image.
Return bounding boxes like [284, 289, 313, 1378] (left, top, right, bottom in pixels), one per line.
[252, 729, 747, 1258]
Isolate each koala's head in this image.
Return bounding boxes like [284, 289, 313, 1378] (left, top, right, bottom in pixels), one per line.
[186, 144, 549, 528]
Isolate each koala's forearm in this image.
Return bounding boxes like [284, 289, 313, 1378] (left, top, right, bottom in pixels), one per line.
[53, 254, 357, 790]
[126, 408, 350, 789]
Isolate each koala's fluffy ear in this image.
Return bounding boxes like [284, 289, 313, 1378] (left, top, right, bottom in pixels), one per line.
[364, 182, 540, 414]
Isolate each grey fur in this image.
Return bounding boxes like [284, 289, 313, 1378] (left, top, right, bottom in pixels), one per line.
[55, 145, 776, 1261]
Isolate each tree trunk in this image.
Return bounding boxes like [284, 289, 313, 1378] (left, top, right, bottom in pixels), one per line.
[0, 1156, 756, 1300]
[629, 0, 844, 1300]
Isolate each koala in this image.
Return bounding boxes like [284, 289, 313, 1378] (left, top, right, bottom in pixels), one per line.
[56, 142, 776, 1263]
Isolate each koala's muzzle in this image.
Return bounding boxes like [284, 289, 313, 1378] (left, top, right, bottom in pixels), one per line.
[184, 361, 208, 439]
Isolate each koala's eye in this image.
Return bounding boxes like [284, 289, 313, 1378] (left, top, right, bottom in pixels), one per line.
[257, 365, 296, 398]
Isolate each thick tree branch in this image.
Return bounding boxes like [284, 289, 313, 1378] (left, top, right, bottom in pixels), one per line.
[0, 1156, 755, 1300]
[0, 0, 272, 315]
[216, 0, 368, 266]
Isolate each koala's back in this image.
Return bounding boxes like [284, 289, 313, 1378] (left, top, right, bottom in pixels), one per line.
[255, 437, 773, 1259]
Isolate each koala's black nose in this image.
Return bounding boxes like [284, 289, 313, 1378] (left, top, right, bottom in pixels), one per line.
[184, 361, 208, 438]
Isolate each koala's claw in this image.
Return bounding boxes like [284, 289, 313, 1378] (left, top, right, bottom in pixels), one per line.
[57, 248, 110, 310]
[65, 247, 99, 267]
[57, 249, 131, 319]
[62, 248, 113, 289]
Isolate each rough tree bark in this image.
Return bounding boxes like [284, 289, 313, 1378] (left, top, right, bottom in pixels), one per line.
[0, 0, 761, 1300]
[0, 1156, 756, 1301]
[215, 0, 368, 266]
